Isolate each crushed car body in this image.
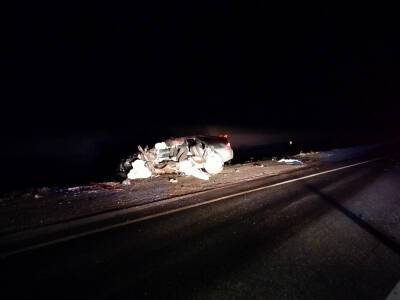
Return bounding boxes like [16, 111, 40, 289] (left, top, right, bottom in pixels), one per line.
[120, 135, 233, 180]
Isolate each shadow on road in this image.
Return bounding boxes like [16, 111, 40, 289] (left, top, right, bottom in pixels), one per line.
[304, 183, 400, 255]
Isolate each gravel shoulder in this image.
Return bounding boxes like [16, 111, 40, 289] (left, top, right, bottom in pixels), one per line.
[0, 156, 320, 235]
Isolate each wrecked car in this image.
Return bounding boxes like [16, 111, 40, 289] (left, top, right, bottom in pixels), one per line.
[119, 135, 233, 180]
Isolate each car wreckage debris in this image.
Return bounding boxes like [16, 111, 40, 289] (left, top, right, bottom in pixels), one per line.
[120, 135, 233, 181]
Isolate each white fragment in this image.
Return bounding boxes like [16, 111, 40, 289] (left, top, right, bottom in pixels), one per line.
[278, 158, 303, 165]
[203, 150, 224, 174]
[154, 142, 168, 150]
[127, 160, 152, 179]
[169, 178, 178, 183]
[178, 160, 209, 180]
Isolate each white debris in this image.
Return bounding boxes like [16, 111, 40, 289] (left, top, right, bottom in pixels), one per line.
[178, 160, 210, 180]
[203, 150, 224, 174]
[278, 158, 304, 165]
[169, 178, 178, 183]
[154, 142, 168, 150]
[122, 135, 233, 180]
[127, 160, 152, 179]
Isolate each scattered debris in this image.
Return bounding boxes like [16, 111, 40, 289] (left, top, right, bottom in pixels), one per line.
[178, 159, 210, 180]
[235, 168, 240, 173]
[127, 159, 152, 179]
[169, 178, 178, 183]
[120, 135, 233, 181]
[203, 149, 224, 174]
[278, 158, 304, 165]
[295, 151, 319, 157]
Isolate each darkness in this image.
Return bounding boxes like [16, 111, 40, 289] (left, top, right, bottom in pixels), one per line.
[2, 2, 400, 190]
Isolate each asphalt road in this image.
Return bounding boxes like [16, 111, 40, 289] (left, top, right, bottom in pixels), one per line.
[2, 155, 400, 299]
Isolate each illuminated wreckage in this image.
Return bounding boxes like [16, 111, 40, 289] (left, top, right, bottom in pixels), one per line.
[119, 135, 233, 181]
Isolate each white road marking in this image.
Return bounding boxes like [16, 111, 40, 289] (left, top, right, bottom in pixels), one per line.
[0, 157, 386, 258]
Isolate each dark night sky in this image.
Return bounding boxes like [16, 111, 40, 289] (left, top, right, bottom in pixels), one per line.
[2, 2, 400, 188]
[7, 2, 400, 129]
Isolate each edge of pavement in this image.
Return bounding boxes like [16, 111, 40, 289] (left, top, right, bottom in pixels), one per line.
[0, 155, 389, 259]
